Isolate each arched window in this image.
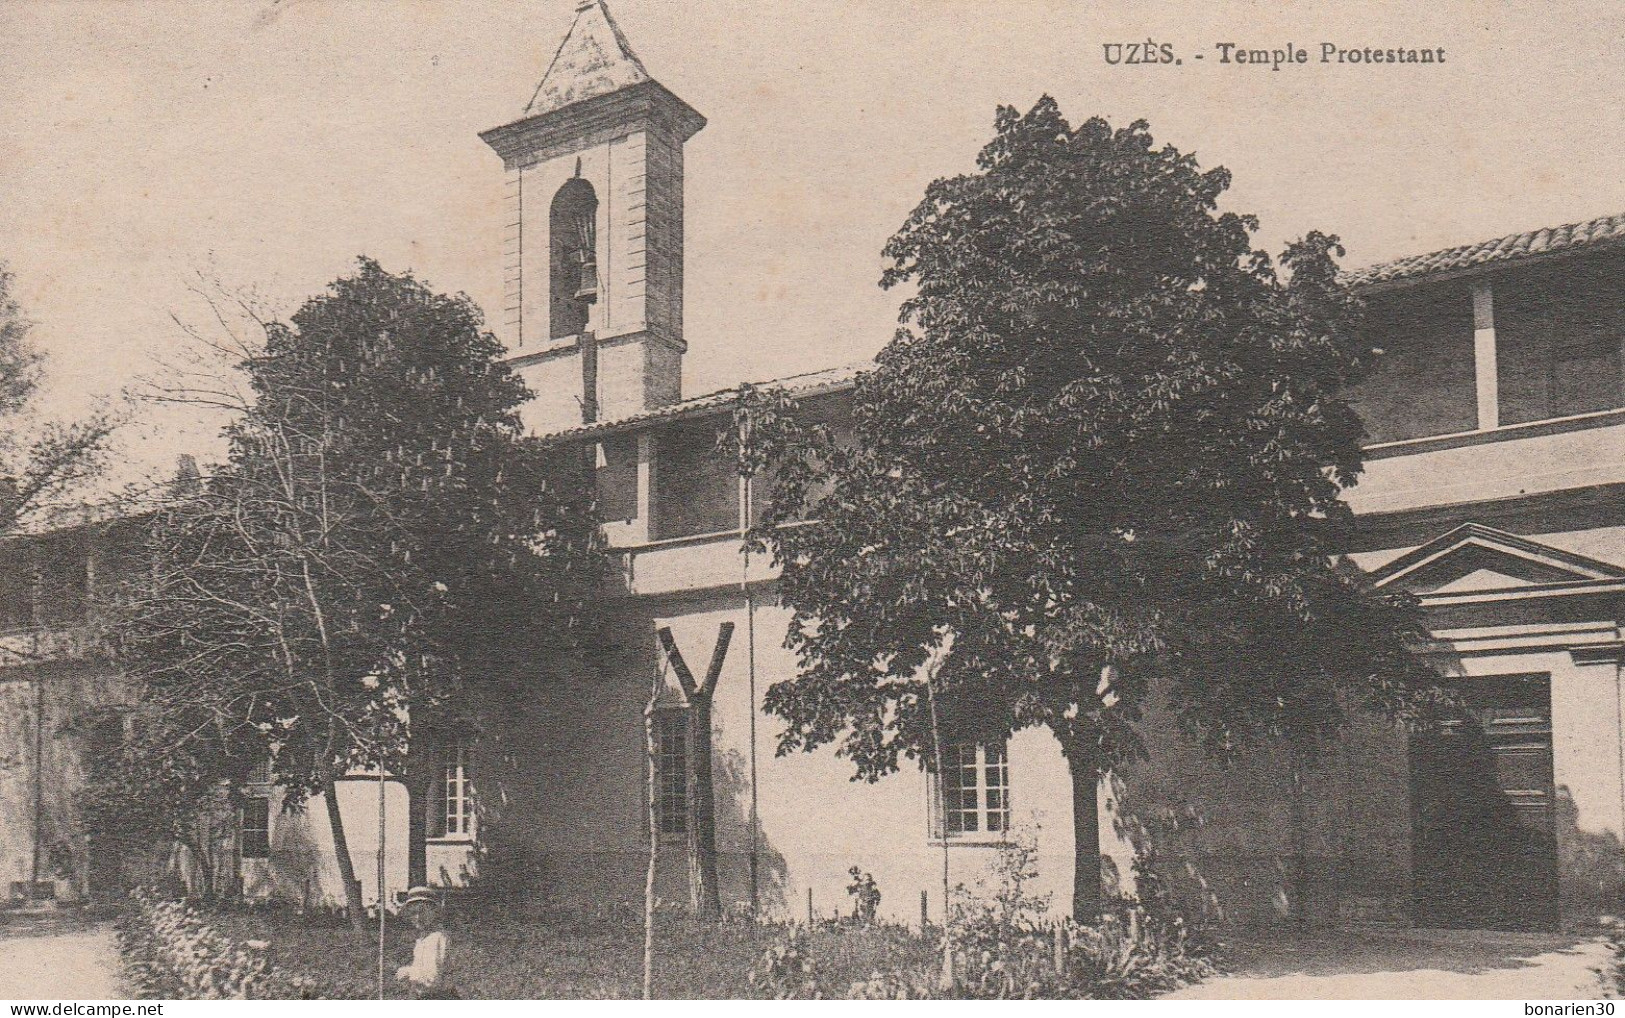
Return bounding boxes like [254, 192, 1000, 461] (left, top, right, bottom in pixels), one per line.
[549, 177, 599, 339]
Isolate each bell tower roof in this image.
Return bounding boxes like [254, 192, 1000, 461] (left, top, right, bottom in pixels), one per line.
[482, 0, 704, 164]
[525, 0, 651, 119]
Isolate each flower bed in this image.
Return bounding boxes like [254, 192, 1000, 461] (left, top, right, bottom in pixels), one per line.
[117, 890, 333, 999]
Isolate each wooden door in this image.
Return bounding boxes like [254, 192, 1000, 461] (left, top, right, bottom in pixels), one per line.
[1410, 674, 1558, 931]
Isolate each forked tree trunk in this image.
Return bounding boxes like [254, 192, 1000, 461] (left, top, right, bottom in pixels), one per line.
[323, 775, 369, 935]
[1063, 739, 1103, 922]
[686, 694, 722, 919]
[656, 623, 733, 921]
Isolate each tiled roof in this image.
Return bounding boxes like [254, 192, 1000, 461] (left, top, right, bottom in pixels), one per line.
[1346, 210, 1625, 288]
[538, 362, 868, 441]
[523, 0, 651, 119]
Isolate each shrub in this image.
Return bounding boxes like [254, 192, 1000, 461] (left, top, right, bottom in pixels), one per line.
[1060, 906, 1214, 999]
[1599, 915, 1625, 997]
[747, 928, 822, 999]
[846, 867, 881, 924]
[117, 889, 333, 999]
[754, 837, 1213, 1000]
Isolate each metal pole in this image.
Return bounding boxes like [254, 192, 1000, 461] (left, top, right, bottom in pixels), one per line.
[739, 456, 761, 916]
[377, 761, 386, 1000]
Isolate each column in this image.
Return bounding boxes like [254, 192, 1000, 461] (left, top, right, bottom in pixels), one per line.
[636, 432, 656, 544]
[1472, 280, 1498, 431]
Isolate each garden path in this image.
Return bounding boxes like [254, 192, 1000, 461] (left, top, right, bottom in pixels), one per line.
[0, 915, 123, 1000]
[1167, 926, 1611, 1000]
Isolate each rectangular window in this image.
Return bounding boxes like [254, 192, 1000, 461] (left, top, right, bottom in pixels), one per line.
[1347, 283, 1477, 444]
[428, 743, 474, 840]
[653, 420, 740, 540]
[654, 712, 689, 838]
[241, 797, 270, 860]
[444, 746, 473, 838]
[1497, 264, 1625, 425]
[930, 742, 1010, 839]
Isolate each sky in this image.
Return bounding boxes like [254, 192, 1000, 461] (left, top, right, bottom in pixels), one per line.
[2, 0, 1623, 482]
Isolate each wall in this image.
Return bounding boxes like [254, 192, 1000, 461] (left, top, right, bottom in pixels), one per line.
[476, 591, 1084, 924]
[0, 658, 127, 902]
[475, 581, 1427, 929]
[246, 779, 412, 909]
[1114, 688, 1413, 928]
[1350, 416, 1625, 516]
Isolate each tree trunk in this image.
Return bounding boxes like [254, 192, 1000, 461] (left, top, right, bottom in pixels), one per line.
[687, 695, 722, 919]
[1288, 757, 1308, 926]
[405, 738, 430, 889]
[1063, 741, 1103, 922]
[322, 776, 369, 936]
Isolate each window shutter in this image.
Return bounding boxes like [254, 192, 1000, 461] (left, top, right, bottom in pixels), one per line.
[427, 752, 447, 839]
[240, 797, 271, 859]
[925, 760, 943, 840]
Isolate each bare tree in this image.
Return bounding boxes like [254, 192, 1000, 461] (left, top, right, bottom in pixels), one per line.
[0, 259, 116, 535]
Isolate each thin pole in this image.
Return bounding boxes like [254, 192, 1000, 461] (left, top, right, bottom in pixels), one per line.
[1617, 663, 1625, 906]
[740, 457, 761, 916]
[924, 661, 954, 991]
[643, 654, 662, 1000]
[377, 761, 386, 1000]
[30, 675, 45, 895]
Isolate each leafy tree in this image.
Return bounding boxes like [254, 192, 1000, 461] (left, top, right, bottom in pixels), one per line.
[79, 696, 242, 902]
[106, 259, 598, 931]
[742, 100, 1440, 919]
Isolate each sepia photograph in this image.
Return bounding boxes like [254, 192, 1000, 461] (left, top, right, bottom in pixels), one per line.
[1, 0, 1623, 1004]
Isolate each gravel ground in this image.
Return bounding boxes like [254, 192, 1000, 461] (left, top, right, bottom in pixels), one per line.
[1169, 926, 1612, 1000]
[0, 913, 123, 1000]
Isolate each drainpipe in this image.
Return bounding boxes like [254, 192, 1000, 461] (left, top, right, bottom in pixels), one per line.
[580, 330, 598, 426]
[1615, 651, 1625, 910]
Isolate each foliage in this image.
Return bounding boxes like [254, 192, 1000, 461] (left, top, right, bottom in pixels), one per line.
[188, 899, 936, 999]
[1600, 915, 1625, 998]
[754, 908, 1209, 1000]
[937, 835, 1206, 1000]
[738, 99, 1443, 914]
[748, 928, 822, 999]
[98, 259, 600, 923]
[755, 841, 1211, 1000]
[133, 890, 1205, 1000]
[79, 718, 239, 900]
[117, 889, 333, 999]
[0, 260, 116, 536]
[950, 831, 1052, 933]
[846, 867, 881, 924]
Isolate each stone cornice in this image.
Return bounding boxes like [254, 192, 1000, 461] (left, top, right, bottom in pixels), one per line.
[480, 80, 705, 168]
[502, 328, 685, 372]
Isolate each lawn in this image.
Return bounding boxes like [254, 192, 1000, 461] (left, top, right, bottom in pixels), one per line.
[203, 904, 939, 999]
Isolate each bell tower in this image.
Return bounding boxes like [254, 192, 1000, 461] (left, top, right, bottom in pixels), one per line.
[481, 0, 705, 433]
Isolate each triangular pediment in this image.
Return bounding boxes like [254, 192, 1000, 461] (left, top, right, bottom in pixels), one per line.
[1370, 523, 1625, 594]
